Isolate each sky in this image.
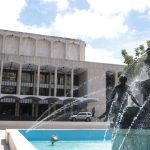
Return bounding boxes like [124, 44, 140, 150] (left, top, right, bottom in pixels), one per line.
[1, 0, 150, 65]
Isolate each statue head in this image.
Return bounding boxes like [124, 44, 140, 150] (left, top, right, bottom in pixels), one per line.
[119, 76, 127, 84]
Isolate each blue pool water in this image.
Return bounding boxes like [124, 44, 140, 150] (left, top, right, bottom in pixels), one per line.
[31, 140, 111, 150]
[19, 129, 112, 150]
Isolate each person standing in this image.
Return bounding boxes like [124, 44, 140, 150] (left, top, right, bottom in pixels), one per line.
[92, 107, 95, 117]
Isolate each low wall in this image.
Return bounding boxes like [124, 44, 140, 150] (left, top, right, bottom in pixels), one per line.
[5, 129, 36, 150]
[0, 121, 110, 130]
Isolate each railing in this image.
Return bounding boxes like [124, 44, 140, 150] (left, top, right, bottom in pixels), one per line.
[2, 81, 79, 89]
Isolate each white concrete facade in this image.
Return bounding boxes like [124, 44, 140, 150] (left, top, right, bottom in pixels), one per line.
[0, 29, 124, 117]
[0, 29, 85, 61]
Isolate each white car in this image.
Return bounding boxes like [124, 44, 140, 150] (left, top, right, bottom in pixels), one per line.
[69, 112, 92, 122]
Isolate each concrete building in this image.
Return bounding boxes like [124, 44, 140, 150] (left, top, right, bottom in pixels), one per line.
[0, 29, 123, 120]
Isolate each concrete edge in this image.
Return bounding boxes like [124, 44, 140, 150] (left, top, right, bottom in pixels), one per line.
[5, 129, 36, 150]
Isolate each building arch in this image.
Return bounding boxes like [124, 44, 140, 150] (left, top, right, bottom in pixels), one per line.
[22, 96, 41, 101]
[53, 41, 65, 59]
[3, 61, 20, 70]
[63, 98, 77, 105]
[36, 39, 51, 57]
[67, 43, 80, 60]
[21, 36, 36, 56]
[38, 97, 62, 116]
[0, 95, 20, 101]
[5, 35, 19, 55]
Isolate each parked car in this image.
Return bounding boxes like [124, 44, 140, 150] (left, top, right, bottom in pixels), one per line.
[69, 112, 92, 121]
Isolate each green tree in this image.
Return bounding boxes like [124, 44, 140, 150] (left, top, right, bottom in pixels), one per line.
[147, 40, 150, 48]
[134, 48, 140, 58]
[121, 49, 134, 66]
[121, 49, 128, 57]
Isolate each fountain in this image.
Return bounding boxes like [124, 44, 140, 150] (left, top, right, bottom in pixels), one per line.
[50, 135, 59, 146]
[112, 48, 150, 150]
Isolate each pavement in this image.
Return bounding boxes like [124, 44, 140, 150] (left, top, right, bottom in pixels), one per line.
[0, 120, 110, 130]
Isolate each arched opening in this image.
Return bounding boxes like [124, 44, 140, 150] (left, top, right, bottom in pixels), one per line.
[5, 35, 19, 55]
[63, 98, 78, 116]
[40, 97, 63, 120]
[0, 97, 16, 120]
[38, 99, 48, 117]
[19, 98, 33, 120]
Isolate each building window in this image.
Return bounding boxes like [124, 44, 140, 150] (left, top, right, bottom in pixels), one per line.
[74, 75, 79, 86]
[57, 89, 64, 96]
[67, 75, 71, 85]
[1, 86, 16, 94]
[22, 71, 34, 82]
[21, 87, 33, 95]
[39, 88, 49, 96]
[3, 69, 17, 82]
[57, 74, 64, 85]
[40, 73, 49, 84]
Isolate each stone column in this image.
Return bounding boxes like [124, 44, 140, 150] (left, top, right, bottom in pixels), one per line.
[17, 63, 22, 95]
[15, 101, 20, 117]
[54, 67, 57, 96]
[36, 65, 40, 95]
[70, 68, 74, 113]
[71, 68, 74, 97]
[0, 61, 3, 94]
[33, 71, 36, 95]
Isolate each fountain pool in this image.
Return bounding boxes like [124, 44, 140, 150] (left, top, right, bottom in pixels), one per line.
[13, 129, 112, 150]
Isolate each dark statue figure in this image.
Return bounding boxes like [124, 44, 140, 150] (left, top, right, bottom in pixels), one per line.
[98, 48, 150, 129]
[112, 47, 150, 129]
[110, 76, 141, 128]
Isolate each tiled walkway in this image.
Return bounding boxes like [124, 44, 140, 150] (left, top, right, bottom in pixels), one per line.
[0, 130, 10, 150]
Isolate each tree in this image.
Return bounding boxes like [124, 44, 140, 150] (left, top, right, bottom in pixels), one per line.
[134, 48, 140, 58]
[147, 40, 150, 48]
[121, 49, 128, 57]
[121, 49, 134, 66]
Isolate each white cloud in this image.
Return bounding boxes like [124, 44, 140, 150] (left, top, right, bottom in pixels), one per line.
[0, 0, 26, 21]
[85, 44, 124, 65]
[0, 0, 25, 31]
[51, 0, 150, 39]
[42, 0, 69, 12]
[0, 0, 52, 35]
[52, 10, 128, 39]
[87, 0, 150, 15]
[1, 0, 150, 65]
